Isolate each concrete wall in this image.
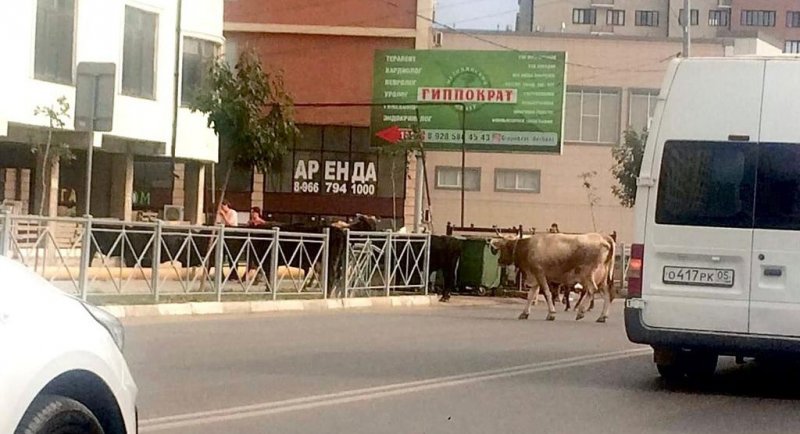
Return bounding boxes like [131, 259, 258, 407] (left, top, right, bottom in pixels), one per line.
[0, 0, 222, 162]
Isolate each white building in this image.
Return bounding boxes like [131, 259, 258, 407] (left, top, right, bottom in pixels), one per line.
[0, 0, 223, 222]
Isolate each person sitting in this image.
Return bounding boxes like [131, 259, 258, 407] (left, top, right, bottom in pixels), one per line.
[248, 207, 267, 228]
[216, 200, 239, 227]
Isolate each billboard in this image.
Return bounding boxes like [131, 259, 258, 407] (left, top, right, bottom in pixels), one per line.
[371, 49, 567, 153]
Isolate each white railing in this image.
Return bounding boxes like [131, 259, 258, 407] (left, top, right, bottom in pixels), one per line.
[0, 213, 432, 303]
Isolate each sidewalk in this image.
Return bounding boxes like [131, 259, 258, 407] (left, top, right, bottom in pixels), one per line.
[102, 295, 519, 319]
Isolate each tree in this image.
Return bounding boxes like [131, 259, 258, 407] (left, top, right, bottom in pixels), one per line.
[32, 96, 73, 216]
[378, 111, 424, 231]
[190, 49, 298, 217]
[579, 170, 600, 231]
[611, 128, 647, 208]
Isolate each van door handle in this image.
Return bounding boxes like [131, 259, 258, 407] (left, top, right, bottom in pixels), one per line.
[764, 268, 783, 277]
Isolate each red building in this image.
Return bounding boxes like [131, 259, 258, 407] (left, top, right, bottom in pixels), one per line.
[221, 0, 432, 227]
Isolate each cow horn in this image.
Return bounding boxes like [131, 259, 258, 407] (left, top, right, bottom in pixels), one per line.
[494, 227, 502, 237]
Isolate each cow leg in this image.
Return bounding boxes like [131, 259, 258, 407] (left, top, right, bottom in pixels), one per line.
[536, 275, 557, 321]
[518, 281, 539, 320]
[576, 280, 598, 321]
[597, 284, 612, 323]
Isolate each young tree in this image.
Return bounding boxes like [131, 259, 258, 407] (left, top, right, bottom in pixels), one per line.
[611, 128, 647, 208]
[190, 49, 297, 218]
[579, 170, 600, 231]
[378, 112, 424, 231]
[32, 96, 73, 216]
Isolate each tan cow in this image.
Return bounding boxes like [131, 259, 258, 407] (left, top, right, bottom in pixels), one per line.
[489, 232, 615, 322]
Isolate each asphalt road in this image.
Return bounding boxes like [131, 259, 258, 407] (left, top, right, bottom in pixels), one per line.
[123, 299, 800, 434]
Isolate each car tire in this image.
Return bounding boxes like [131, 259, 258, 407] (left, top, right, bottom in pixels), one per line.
[15, 394, 104, 434]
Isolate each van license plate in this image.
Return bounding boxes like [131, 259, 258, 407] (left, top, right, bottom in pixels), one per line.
[662, 266, 734, 288]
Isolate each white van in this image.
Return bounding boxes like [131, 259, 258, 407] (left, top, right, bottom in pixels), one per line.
[625, 56, 800, 380]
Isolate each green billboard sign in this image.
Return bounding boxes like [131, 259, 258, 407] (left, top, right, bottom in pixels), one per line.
[371, 49, 567, 153]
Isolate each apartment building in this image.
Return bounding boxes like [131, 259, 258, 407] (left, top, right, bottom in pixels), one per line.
[223, 0, 433, 228]
[730, 0, 800, 53]
[522, 0, 800, 53]
[0, 0, 224, 222]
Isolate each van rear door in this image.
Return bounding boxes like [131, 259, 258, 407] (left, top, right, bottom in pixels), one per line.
[749, 60, 800, 337]
[642, 59, 763, 333]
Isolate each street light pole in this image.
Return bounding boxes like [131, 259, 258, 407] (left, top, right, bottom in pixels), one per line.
[460, 108, 466, 228]
[682, 0, 692, 58]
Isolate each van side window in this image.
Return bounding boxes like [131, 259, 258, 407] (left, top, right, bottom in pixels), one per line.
[656, 141, 757, 228]
[755, 143, 800, 230]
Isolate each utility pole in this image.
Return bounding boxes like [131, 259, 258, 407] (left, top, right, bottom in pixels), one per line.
[682, 0, 691, 57]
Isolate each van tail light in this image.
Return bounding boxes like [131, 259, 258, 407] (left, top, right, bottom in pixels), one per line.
[627, 243, 644, 298]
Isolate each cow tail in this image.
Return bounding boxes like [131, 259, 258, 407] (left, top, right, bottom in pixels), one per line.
[605, 238, 616, 301]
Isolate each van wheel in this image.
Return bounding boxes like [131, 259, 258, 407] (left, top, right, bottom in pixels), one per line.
[656, 362, 685, 381]
[684, 352, 718, 381]
[14, 394, 104, 434]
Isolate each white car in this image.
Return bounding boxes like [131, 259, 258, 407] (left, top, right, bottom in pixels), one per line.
[0, 256, 138, 433]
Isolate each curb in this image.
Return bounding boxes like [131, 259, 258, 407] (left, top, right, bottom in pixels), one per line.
[102, 295, 442, 319]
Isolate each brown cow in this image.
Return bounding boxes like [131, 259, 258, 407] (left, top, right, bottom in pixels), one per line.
[489, 232, 615, 322]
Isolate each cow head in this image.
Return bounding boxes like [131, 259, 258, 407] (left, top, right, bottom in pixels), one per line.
[488, 237, 516, 266]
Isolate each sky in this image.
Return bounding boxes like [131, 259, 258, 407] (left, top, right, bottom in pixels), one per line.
[434, 0, 520, 31]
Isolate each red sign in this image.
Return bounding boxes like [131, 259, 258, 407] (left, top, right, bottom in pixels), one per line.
[375, 125, 403, 144]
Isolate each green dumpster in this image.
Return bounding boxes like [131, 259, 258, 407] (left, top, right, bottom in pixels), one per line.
[457, 237, 502, 294]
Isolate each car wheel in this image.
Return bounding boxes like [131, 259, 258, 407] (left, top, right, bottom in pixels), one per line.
[15, 394, 104, 434]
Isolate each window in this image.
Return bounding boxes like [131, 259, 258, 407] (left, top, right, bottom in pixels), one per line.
[494, 169, 540, 193]
[122, 6, 158, 98]
[656, 141, 757, 228]
[679, 9, 699, 26]
[709, 9, 730, 27]
[572, 8, 596, 25]
[435, 167, 480, 191]
[224, 39, 239, 68]
[607, 10, 625, 26]
[755, 144, 800, 230]
[565, 88, 621, 144]
[786, 40, 800, 53]
[181, 38, 218, 106]
[788, 11, 800, 28]
[635, 10, 659, 27]
[628, 90, 658, 133]
[741, 10, 776, 27]
[34, 0, 75, 83]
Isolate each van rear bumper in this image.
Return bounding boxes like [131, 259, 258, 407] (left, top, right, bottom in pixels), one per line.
[625, 306, 800, 356]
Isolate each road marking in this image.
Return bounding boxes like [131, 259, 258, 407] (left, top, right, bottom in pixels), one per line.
[139, 348, 650, 432]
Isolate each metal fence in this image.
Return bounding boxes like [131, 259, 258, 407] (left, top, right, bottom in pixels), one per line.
[342, 231, 431, 298]
[0, 213, 431, 302]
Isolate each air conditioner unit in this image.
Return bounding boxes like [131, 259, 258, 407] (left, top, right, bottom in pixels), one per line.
[163, 205, 184, 222]
[433, 31, 444, 47]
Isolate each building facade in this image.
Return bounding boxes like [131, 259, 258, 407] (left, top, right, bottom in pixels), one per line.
[729, 0, 800, 53]
[0, 0, 223, 222]
[222, 0, 433, 228]
[525, 0, 800, 53]
[424, 29, 779, 242]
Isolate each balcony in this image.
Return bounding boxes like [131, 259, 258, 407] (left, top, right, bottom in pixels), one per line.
[590, 0, 614, 7]
[590, 23, 614, 34]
